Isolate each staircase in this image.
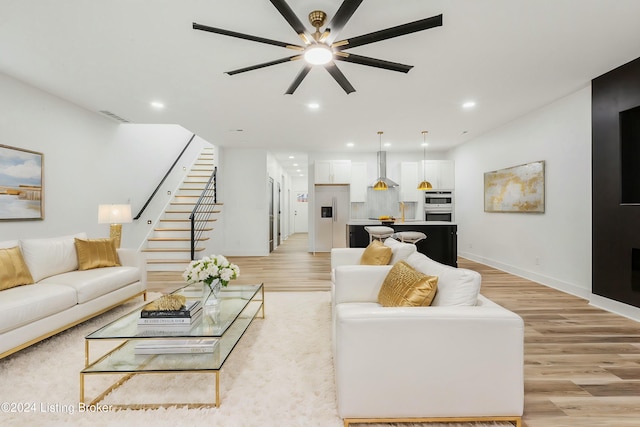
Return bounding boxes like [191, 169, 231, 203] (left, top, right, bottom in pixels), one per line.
[144, 147, 222, 289]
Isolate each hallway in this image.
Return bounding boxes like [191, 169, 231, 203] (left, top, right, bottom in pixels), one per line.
[148, 233, 331, 293]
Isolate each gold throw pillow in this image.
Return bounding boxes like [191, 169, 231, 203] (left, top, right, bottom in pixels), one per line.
[0, 246, 35, 290]
[378, 260, 438, 307]
[75, 238, 120, 271]
[360, 240, 392, 265]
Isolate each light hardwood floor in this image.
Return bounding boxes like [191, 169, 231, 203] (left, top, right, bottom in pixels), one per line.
[150, 233, 640, 426]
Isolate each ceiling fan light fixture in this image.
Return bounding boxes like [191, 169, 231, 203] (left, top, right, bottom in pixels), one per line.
[304, 44, 332, 65]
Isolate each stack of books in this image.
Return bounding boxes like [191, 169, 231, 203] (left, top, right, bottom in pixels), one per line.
[134, 338, 219, 354]
[137, 299, 203, 332]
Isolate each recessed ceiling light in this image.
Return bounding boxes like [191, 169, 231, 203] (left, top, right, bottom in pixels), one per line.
[308, 103, 320, 110]
[383, 142, 391, 147]
[421, 142, 429, 147]
[150, 101, 165, 109]
[296, 169, 301, 172]
[462, 101, 476, 109]
[346, 142, 354, 147]
[293, 163, 298, 166]
[289, 156, 295, 159]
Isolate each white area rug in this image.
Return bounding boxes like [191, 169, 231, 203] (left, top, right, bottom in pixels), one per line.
[0, 292, 513, 427]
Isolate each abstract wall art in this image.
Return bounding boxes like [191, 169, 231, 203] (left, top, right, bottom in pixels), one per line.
[484, 160, 545, 213]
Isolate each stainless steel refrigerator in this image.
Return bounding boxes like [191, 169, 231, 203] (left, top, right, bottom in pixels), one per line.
[314, 185, 350, 252]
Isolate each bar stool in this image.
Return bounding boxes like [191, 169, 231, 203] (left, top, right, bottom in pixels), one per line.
[394, 231, 427, 244]
[364, 226, 395, 243]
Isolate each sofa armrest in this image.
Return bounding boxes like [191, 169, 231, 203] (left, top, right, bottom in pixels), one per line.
[117, 248, 147, 289]
[334, 296, 524, 419]
[331, 248, 366, 270]
[334, 265, 391, 304]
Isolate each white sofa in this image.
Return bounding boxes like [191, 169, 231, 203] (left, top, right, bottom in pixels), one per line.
[332, 251, 524, 427]
[0, 233, 147, 359]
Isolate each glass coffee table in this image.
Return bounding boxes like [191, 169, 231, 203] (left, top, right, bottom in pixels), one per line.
[80, 283, 264, 409]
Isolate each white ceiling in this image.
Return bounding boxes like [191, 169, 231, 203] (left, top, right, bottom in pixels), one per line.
[2, 0, 640, 177]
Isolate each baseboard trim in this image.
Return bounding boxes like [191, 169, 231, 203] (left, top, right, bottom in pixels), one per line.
[589, 294, 640, 322]
[458, 252, 590, 300]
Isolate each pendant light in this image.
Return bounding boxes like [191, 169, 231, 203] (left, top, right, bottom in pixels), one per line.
[373, 131, 388, 191]
[417, 131, 433, 190]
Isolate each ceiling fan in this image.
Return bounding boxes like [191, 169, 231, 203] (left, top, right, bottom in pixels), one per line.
[192, 0, 442, 94]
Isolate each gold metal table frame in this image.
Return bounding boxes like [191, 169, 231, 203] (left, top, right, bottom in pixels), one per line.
[80, 284, 264, 409]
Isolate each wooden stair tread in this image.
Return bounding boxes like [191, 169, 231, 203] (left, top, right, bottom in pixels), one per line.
[163, 210, 221, 215]
[154, 227, 214, 232]
[160, 219, 217, 222]
[142, 247, 205, 252]
[170, 202, 221, 205]
[148, 237, 210, 241]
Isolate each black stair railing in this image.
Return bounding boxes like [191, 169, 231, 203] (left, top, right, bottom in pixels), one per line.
[190, 166, 217, 260]
[133, 134, 196, 220]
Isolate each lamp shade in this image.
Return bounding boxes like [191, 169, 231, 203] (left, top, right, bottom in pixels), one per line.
[417, 180, 433, 190]
[98, 204, 132, 224]
[373, 180, 388, 191]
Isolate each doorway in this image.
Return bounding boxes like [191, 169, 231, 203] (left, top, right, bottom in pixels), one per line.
[269, 177, 274, 252]
[277, 181, 281, 246]
[294, 190, 309, 233]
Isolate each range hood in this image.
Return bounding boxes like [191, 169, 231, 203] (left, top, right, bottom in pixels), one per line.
[370, 151, 399, 188]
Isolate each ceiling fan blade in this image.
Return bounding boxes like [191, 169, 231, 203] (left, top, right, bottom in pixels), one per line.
[335, 53, 413, 73]
[334, 14, 443, 50]
[269, 0, 313, 44]
[226, 56, 300, 76]
[285, 65, 312, 95]
[193, 22, 303, 50]
[324, 62, 355, 94]
[324, 0, 363, 44]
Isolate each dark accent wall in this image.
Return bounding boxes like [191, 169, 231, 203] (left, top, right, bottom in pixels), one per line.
[592, 56, 640, 307]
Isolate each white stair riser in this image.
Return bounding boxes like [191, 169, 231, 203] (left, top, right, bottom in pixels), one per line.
[176, 189, 207, 197]
[163, 212, 193, 220]
[147, 241, 195, 249]
[142, 251, 194, 260]
[153, 230, 191, 238]
[147, 263, 191, 272]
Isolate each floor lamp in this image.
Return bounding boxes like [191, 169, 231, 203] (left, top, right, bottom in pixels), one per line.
[98, 204, 132, 248]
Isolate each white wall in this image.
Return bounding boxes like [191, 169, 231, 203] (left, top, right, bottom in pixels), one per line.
[452, 86, 592, 299]
[218, 147, 269, 256]
[0, 72, 209, 249]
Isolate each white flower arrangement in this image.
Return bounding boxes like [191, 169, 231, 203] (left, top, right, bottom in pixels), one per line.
[182, 254, 240, 289]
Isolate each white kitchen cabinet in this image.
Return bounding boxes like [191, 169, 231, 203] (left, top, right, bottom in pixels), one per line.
[400, 162, 421, 202]
[422, 160, 455, 189]
[315, 160, 351, 184]
[350, 162, 367, 202]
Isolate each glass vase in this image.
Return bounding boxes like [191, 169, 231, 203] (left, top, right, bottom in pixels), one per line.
[202, 279, 222, 308]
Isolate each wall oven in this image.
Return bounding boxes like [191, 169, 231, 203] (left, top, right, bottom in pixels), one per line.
[424, 190, 454, 222]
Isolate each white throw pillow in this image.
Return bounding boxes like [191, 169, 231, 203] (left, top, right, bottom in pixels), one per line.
[383, 238, 417, 264]
[406, 252, 481, 306]
[20, 233, 87, 282]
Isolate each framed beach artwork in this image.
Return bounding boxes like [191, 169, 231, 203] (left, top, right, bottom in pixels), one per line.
[0, 145, 44, 220]
[484, 160, 545, 213]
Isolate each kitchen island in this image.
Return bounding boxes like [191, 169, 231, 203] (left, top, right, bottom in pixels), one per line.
[348, 221, 457, 267]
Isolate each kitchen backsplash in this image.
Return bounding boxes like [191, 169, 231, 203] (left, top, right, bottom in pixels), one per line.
[350, 188, 418, 220]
